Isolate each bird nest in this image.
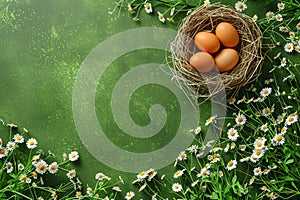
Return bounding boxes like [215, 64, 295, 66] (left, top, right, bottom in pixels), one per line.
[169, 3, 264, 98]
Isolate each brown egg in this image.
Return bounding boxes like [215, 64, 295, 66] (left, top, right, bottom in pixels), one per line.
[216, 22, 240, 47]
[189, 52, 215, 73]
[194, 32, 220, 53]
[215, 48, 239, 72]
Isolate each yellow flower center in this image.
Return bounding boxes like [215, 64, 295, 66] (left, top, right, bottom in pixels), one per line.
[255, 150, 261, 156]
[39, 164, 45, 170]
[237, 117, 243, 122]
[228, 161, 233, 167]
[257, 142, 262, 147]
[230, 131, 235, 136]
[29, 141, 34, 145]
[276, 135, 282, 141]
[0, 149, 5, 154]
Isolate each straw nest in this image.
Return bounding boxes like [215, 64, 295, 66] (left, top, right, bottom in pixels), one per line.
[169, 3, 264, 98]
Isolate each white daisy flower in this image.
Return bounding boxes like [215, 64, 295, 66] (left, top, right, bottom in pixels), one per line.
[218, 171, 224, 177]
[67, 169, 76, 179]
[68, 151, 79, 162]
[239, 145, 246, 151]
[226, 160, 237, 171]
[36, 160, 48, 174]
[253, 167, 262, 176]
[265, 11, 274, 20]
[285, 114, 298, 126]
[252, 14, 258, 22]
[228, 97, 236, 105]
[227, 128, 239, 141]
[170, 7, 175, 16]
[204, 0, 210, 7]
[240, 157, 249, 162]
[280, 126, 287, 134]
[205, 115, 217, 126]
[112, 186, 122, 192]
[0, 138, 2, 147]
[289, 31, 295, 38]
[19, 174, 27, 182]
[95, 172, 106, 181]
[284, 43, 294, 53]
[250, 155, 259, 163]
[235, 1, 247, 12]
[197, 167, 210, 178]
[279, 26, 288, 32]
[125, 191, 135, 200]
[148, 170, 157, 181]
[235, 114, 247, 126]
[252, 149, 265, 159]
[6, 162, 13, 173]
[26, 138, 38, 149]
[231, 142, 236, 149]
[0, 147, 8, 158]
[262, 108, 271, 117]
[275, 14, 283, 22]
[296, 22, 300, 30]
[6, 141, 15, 151]
[272, 133, 285, 146]
[187, 145, 198, 153]
[260, 123, 269, 132]
[277, 2, 285, 10]
[253, 138, 266, 150]
[264, 79, 274, 84]
[191, 180, 199, 187]
[280, 57, 287, 67]
[48, 162, 58, 174]
[172, 183, 182, 192]
[224, 143, 230, 152]
[13, 134, 24, 143]
[144, 3, 152, 13]
[127, 4, 134, 14]
[267, 192, 277, 200]
[260, 185, 270, 192]
[157, 11, 165, 23]
[295, 45, 300, 53]
[263, 168, 270, 175]
[139, 183, 147, 192]
[137, 171, 148, 180]
[194, 126, 201, 134]
[26, 178, 32, 184]
[177, 151, 187, 161]
[18, 163, 24, 171]
[260, 87, 272, 98]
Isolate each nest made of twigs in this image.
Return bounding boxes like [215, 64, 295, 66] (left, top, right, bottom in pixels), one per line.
[169, 3, 264, 98]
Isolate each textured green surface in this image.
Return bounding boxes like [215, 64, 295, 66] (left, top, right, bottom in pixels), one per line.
[0, 0, 296, 198]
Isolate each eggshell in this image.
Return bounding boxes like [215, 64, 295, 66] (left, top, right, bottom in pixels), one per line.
[194, 32, 220, 53]
[189, 52, 215, 73]
[215, 48, 239, 72]
[216, 22, 240, 47]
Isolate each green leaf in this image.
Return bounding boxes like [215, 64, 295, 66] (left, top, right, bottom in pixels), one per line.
[286, 159, 294, 165]
[205, 192, 219, 199]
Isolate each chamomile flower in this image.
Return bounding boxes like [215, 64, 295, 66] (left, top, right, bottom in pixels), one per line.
[252, 14, 258, 22]
[19, 174, 27, 182]
[277, 2, 285, 10]
[144, 3, 152, 13]
[148, 170, 157, 181]
[264, 79, 274, 84]
[18, 163, 24, 171]
[127, 4, 134, 14]
[254, 138, 266, 150]
[177, 151, 187, 161]
[6, 141, 15, 151]
[112, 186, 122, 192]
[250, 155, 259, 163]
[279, 26, 288, 32]
[6, 162, 13, 173]
[262, 108, 271, 117]
[296, 22, 300, 30]
[252, 149, 265, 159]
[260, 123, 269, 132]
[235, 114, 246, 126]
[204, 0, 210, 7]
[170, 7, 175, 16]
[125, 191, 135, 200]
[240, 157, 249, 162]
[13, 134, 24, 143]
[198, 167, 210, 178]
[191, 180, 199, 187]
[275, 14, 283, 22]
[0, 147, 8, 158]
[266, 11, 274, 20]
[267, 192, 277, 199]
[157, 12, 165, 23]
[260, 87, 272, 98]
[263, 168, 271, 175]
[285, 114, 298, 126]
[227, 128, 239, 141]
[284, 43, 294, 53]
[48, 162, 58, 174]
[235, 1, 247, 12]
[218, 171, 224, 177]
[173, 169, 185, 178]
[68, 151, 79, 162]
[194, 126, 201, 134]
[280, 126, 287, 134]
[289, 31, 295, 38]
[228, 97, 236, 105]
[26, 138, 37, 149]
[95, 172, 106, 181]
[253, 167, 262, 176]
[272, 133, 285, 146]
[226, 160, 237, 171]
[260, 185, 270, 192]
[239, 145, 246, 151]
[187, 145, 198, 153]
[172, 183, 182, 192]
[67, 169, 76, 179]
[205, 115, 217, 126]
[36, 160, 48, 174]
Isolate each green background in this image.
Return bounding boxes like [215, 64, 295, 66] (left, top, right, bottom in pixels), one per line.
[0, 0, 294, 198]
